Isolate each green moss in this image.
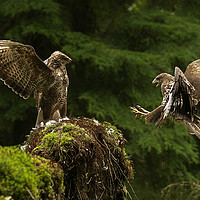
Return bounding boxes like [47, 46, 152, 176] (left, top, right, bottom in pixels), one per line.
[0, 146, 64, 199]
[102, 121, 125, 148]
[35, 124, 82, 151]
[62, 124, 75, 132]
[60, 135, 74, 145]
[0, 146, 38, 199]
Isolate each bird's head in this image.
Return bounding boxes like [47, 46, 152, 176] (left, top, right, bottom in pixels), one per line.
[51, 51, 72, 65]
[45, 51, 72, 71]
[152, 73, 174, 87]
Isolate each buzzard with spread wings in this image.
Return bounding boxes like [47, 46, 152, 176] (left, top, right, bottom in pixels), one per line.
[0, 40, 72, 127]
[131, 59, 200, 138]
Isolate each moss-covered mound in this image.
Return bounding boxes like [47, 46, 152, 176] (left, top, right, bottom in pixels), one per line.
[0, 146, 64, 200]
[25, 117, 134, 200]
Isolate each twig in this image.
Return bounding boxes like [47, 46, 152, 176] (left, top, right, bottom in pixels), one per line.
[25, 187, 35, 200]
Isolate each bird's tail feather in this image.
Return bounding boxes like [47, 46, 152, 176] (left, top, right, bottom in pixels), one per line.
[183, 115, 200, 139]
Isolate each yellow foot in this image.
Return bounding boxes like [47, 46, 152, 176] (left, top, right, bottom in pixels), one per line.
[130, 105, 149, 118]
[136, 105, 149, 114]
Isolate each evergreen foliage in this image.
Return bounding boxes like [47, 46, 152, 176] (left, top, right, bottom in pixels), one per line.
[0, 0, 200, 199]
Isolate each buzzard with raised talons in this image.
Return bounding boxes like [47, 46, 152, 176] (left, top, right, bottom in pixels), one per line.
[131, 59, 200, 138]
[0, 40, 72, 127]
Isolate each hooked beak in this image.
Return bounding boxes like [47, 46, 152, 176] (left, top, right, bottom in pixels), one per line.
[66, 56, 72, 64]
[152, 78, 159, 87]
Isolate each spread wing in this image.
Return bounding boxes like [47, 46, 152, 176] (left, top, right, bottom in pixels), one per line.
[166, 60, 200, 121]
[0, 40, 54, 99]
[156, 67, 197, 125]
[155, 61, 200, 125]
[171, 67, 198, 119]
[156, 66, 200, 138]
[184, 59, 200, 100]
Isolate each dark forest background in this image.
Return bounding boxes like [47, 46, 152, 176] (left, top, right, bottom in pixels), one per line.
[1, 0, 200, 199]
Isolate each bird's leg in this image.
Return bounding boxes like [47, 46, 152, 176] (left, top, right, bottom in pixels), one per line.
[35, 108, 44, 128]
[130, 105, 150, 118]
[52, 110, 61, 121]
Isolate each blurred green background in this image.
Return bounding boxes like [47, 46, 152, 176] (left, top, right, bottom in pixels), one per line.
[1, 0, 200, 199]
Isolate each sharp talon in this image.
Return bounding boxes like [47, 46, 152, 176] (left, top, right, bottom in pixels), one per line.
[130, 105, 147, 118]
[133, 108, 138, 112]
[136, 105, 150, 114]
[130, 107, 137, 113]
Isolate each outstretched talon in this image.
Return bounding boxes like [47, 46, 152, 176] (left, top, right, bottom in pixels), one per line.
[130, 105, 149, 118]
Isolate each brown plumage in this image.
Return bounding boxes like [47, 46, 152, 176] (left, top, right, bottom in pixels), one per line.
[0, 40, 72, 127]
[131, 59, 200, 138]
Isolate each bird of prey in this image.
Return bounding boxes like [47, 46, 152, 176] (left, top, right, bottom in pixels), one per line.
[0, 40, 72, 127]
[131, 59, 200, 138]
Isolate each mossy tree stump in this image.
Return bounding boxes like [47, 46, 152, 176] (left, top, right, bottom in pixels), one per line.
[25, 117, 134, 200]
